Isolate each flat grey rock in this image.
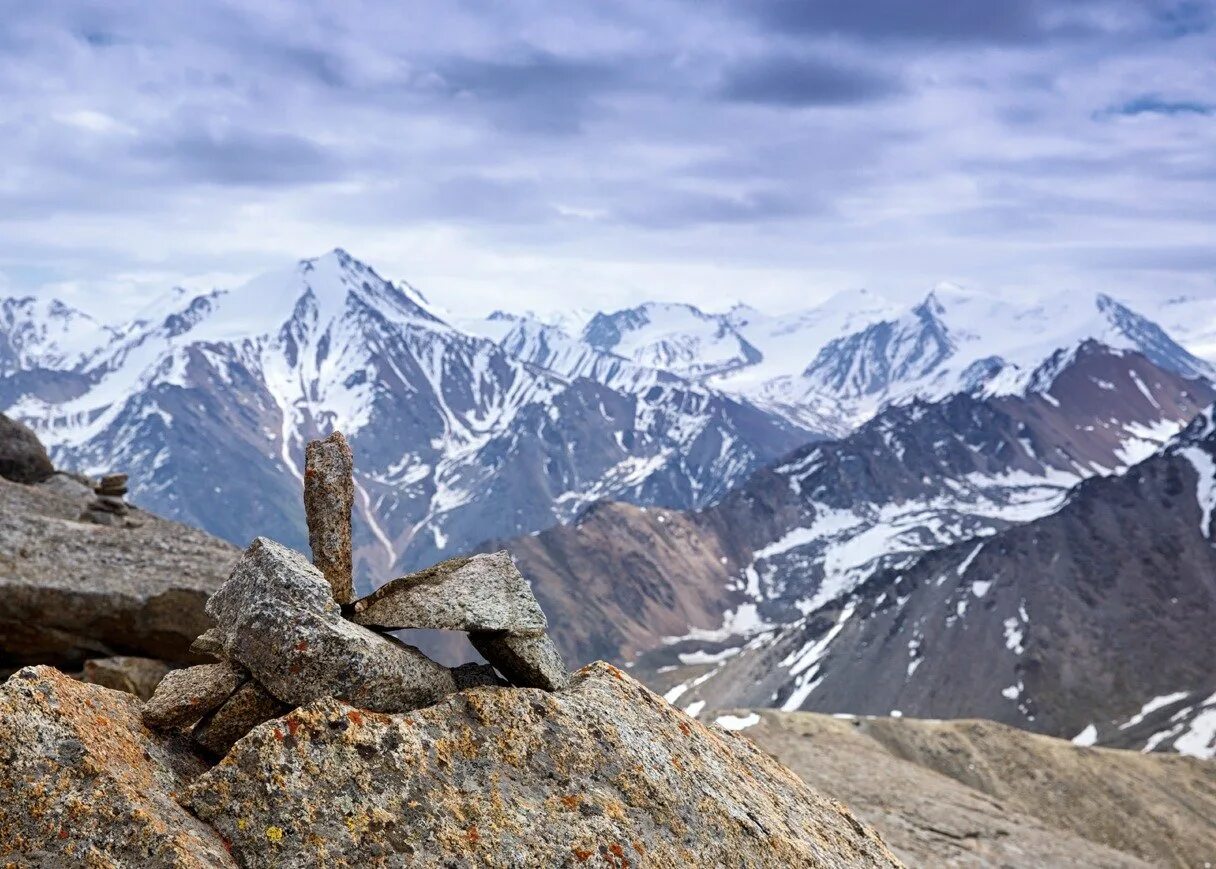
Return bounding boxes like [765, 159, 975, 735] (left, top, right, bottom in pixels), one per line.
[142, 662, 246, 730]
[470, 631, 569, 691]
[303, 432, 354, 604]
[351, 551, 547, 636]
[193, 680, 289, 757]
[36, 472, 94, 503]
[207, 537, 456, 712]
[0, 474, 237, 669]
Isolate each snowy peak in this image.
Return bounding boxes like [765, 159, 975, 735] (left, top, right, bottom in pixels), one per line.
[785, 289, 1214, 423]
[581, 302, 761, 380]
[0, 295, 115, 375]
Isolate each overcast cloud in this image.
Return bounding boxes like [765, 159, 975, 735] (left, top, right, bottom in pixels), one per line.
[0, 0, 1213, 319]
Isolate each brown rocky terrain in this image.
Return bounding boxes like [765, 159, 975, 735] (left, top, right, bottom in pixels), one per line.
[732, 709, 1216, 868]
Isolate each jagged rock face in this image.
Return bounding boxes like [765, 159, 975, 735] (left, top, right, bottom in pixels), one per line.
[0, 412, 54, 484]
[501, 347, 1214, 665]
[0, 666, 234, 867]
[186, 663, 900, 868]
[1, 250, 811, 590]
[661, 409, 1216, 753]
[0, 472, 237, 671]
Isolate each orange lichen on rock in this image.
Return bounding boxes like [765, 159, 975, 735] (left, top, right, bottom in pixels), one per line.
[185, 662, 901, 868]
[0, 667, 234, 867]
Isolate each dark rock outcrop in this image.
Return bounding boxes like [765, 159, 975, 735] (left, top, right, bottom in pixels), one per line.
[0, 472, 238, 670]
[0, 412, 53, 484]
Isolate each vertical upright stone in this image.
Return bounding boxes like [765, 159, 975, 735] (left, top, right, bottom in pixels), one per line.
[304, 431, 355, 604]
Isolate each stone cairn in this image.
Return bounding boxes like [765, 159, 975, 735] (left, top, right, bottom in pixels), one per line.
[141, 430, 569, 757]
[80, 472, 144, 528]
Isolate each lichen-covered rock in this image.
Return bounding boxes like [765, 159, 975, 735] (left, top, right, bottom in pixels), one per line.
[303, 431, 354, 604]
[187, 662, 901, 867]
[142, 662, 246, 729]
[351, 550, 547, 635]
[0, 666, 235, 867]
[207, 537, 456, 712]
[0, 413, 54, 484]
[81, 654, 171, 700]
[471, 630, 569, 690]
[193, 680, 289, 757]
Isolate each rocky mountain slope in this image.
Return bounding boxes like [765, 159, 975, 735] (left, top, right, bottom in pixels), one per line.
[498, 344, 1213, 665]
[1, 250, 809, 588]
[653, 406, 1216, 758]
[729, 709, 1216, 867]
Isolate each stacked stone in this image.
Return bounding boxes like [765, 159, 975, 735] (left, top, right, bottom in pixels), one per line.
[80, 472, 142, 527]
[141, 430, 569, 758]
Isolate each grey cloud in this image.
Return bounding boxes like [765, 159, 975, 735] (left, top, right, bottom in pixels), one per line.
[1089, 245, 1216, 271]
[613, 188, 811, 228]
[1101, 94, 1214, 117]
[134, 128, 344, 187]
[717, 54, 902, 106]
[725, 0, 1051, 43]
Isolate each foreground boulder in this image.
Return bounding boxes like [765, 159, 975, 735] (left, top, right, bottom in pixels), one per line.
[187, 662, 900, 867]
[0, 413, 54, 484]
[0, 666, 234, 867]
[0, 473, 238, 670]
[207, 537, 457, 711]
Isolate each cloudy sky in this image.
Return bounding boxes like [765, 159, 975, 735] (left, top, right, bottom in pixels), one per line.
[1, 0, 1213, 320]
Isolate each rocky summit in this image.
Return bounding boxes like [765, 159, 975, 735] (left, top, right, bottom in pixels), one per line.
[187, 663, 898, 867]
[0, 429, 901, 866]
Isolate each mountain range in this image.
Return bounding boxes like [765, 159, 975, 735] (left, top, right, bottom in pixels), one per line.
[0, 250, 809, 587]
[4, 249, 1216, 759]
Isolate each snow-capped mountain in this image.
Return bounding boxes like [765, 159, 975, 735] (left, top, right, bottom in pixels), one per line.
[500, 342, 1214, 665]
[654, 405, 1216, 758]
[1, 250, 811, 587]
[499, 285, 1215, 438]
[763, 287, 1216, 428]
[579, 302, 762, 380]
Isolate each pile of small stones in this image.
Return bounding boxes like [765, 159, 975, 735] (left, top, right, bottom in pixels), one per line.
[141, 431, 569, 757]
[80, 472, 144, 528]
